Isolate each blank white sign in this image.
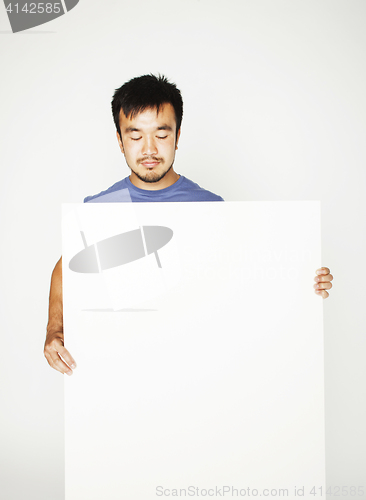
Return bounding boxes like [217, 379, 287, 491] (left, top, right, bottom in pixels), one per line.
[63, 202, 324, 499]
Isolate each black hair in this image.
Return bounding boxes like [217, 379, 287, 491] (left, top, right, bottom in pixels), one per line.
[112, 74, 183, 139]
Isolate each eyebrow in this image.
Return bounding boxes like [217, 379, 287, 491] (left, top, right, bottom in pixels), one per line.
[157, 125, 173, 131]
[124, 127, 140, 133]
[124, 125, 173, 133]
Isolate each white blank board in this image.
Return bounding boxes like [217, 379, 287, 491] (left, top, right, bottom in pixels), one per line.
[63, 202, 324, 499]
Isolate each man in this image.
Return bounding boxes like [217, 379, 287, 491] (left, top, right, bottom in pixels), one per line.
[44, 74, 333, 376]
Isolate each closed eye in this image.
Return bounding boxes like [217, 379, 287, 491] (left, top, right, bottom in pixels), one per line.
[130, 135, 167, 141]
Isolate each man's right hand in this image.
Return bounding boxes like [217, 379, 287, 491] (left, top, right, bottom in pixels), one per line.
[44, 331, 76, 375]
[44, 257, 77, 375]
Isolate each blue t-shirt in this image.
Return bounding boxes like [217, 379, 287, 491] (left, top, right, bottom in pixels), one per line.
[84, 175, 224, 203]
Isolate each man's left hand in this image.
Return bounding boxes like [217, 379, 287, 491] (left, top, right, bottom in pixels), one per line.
[314, 267, 333, 298]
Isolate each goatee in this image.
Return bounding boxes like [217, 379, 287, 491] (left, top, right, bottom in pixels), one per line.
[132, 163, 173, 184]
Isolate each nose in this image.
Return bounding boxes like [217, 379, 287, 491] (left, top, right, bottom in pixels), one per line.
[141, 136, 158, 156]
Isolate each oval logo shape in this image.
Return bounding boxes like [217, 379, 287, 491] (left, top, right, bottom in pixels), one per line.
[69, 226, 173, 273]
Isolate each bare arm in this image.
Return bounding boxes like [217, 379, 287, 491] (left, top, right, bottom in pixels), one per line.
[44, 257, 76, 375]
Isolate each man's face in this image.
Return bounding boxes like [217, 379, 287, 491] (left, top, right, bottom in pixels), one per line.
[117, 103, 181, 187]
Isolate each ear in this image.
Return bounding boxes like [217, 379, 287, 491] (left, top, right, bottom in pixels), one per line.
[116, 130, 125, 155]
[175, 128, 181, 150]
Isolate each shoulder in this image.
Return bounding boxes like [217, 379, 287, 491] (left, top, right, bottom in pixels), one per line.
[83, 178, 129, 203]
[177, 176, 224, 202]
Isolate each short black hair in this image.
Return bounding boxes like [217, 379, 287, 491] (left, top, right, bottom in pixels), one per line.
[112, 74, 183, 139]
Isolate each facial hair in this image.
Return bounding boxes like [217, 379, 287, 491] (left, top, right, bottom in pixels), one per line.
[130, 158, 174, 184]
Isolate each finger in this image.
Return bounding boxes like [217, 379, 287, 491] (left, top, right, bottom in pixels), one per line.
[315, 274, 333, 283]
[52, 354, 74, 375]
[313, 282, 333, 290]
[316, 267, 330, 275]
[45, 350, 74, 375]
[315, 289, 329, 298]
[57, 345, 77, 370]
[44, 336, 77, 372]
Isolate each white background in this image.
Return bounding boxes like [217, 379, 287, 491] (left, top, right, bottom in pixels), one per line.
[0, 1, 365, 499]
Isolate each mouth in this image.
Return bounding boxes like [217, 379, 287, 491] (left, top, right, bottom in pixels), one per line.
[141, 161, 160, 169]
